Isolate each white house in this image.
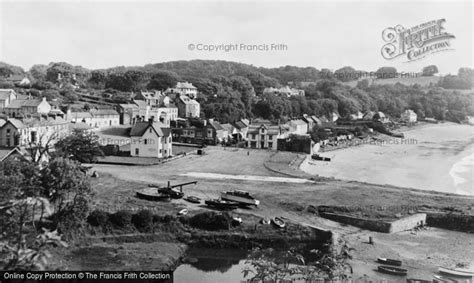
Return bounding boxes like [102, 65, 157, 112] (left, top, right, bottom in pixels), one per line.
[401, 109, 417, 123]
[288, 119, 308, 135]
[130, 121, 172, 158]
[166, 82, 198, 99]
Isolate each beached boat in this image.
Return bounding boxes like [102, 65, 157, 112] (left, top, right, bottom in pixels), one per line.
[377, 266, 407, 276]
[272, 217, 286, 228]
[184, 195, 201, 204]
[178, 209, 188, 216]
[377, 257, 402, 266]
[311, 154, 331, 161]
[204, 199, 239, 210]
[407, 279, 431, 283]
[136, 188, 171, 201]
[261, 218, 271, 225]
[439, 267, 474, 278]
[220, 190, 260, 206]
[433, 274, 459, 283]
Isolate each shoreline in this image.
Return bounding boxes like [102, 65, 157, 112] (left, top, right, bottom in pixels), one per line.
[301, 122, 474, 196]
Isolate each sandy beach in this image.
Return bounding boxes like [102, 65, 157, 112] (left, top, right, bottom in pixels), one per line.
[301, 122, 474, 195]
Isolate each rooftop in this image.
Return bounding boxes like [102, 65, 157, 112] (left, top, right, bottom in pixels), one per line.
[130, 121, 170, 137]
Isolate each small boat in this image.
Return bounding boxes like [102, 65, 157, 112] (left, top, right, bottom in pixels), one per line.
[433, 274, 459, 283]
[439, 267, 474, 278]
[272, 217, 286, 228]
[377, 257, 402, 266]
[407, 279, 432, 283]
[177, 209, 188, 216]
[205, 199, 239, 210]
[260, 218, 271, 225]
[311, 154, 331, 161]
[377, 266, 407, 276]
[184, 195, 201, 204]
[220, 190, 260, 206]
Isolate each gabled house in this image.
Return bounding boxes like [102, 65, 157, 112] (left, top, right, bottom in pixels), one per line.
[246, 122, 283, 150]
[130, 121, 172, 158]
[135, 90, 163, 107]
[177, 96, 200, 118]
[166, 82, 198, 99]
[4, 97, 51, 118]
[0, 89, 17, 110]
[288, 119, 308, 135]
[233, 119, 250, 141]
[206, 119, 228, 144]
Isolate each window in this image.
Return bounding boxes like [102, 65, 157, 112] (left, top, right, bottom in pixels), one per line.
[149, 128, 152, 133]
[135, 148, 139, 155]
[252, 134, 256, 139]
[160, 149, 162, 153]
[144, 139, 148, 145]
[268, 142, 273, 148]
[269, 135, 273, 140]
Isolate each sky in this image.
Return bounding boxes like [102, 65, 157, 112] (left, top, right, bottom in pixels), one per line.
[0, 0, 472, 74]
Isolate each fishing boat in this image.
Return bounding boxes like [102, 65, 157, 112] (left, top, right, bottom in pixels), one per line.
[204, 199, 239, 210]
[177, 209, 188, 216]
[220, 190, 260, 206]
[407, 279, 431, 283]
[260, 218, 271, 225]
[439, 267, 474, 278]
[377, 266, 407, 276]
[272, 217, 286, 228]
[377, 257, 402, 266]
[184, 195, 201, 204]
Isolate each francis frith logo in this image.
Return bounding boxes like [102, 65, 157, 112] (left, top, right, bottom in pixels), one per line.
[381, 19, 455, 62]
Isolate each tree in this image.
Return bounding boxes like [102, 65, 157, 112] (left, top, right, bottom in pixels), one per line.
[40, 157, 92, 231]
[422, 65, 438, 76]
[334, 66, 357, 82]
[55, 129, 103, 163]
[146, 70, 180, 91]
[375, 67, 397, 79]
[243, 240, 352, 282]
[29, 64, 48, 82]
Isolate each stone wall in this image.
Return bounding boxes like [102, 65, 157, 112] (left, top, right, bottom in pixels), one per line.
[320, 212, 427, 233]
[389, 213, 426, 233]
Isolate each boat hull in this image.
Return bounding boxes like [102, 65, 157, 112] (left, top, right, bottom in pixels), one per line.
[220, 192, 259, 206]
[377, 258, 402, 266]
[272, 217, 286, 228]
[378, 266, 407, 276]
[439, 267, 474, 278]
[205, 200, 239, 210]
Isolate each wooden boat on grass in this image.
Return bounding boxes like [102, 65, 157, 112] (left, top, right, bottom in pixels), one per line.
[260, 218, 271, 225]
[407, 279, 431, 283]
[220, 190, 260, 206]
[377, 257, 402, 266]
[177, 209, 188, 216]
[205, 199, 239, 210]
[272, 217, 286, 228]
[439, 267, 474, 278]
[184, 195, 201, 204]
[311, 154, 331, 161]
[377, 266, 407, 276]
[136, 188, 171, 201]
[433, 274, 460, 283]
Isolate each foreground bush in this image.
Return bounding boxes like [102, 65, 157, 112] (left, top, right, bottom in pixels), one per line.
[87, 209, 109, 227]
[132, 209, 153, 232]
[189, 211, 230, 231]
[109, 210, 132, 227]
